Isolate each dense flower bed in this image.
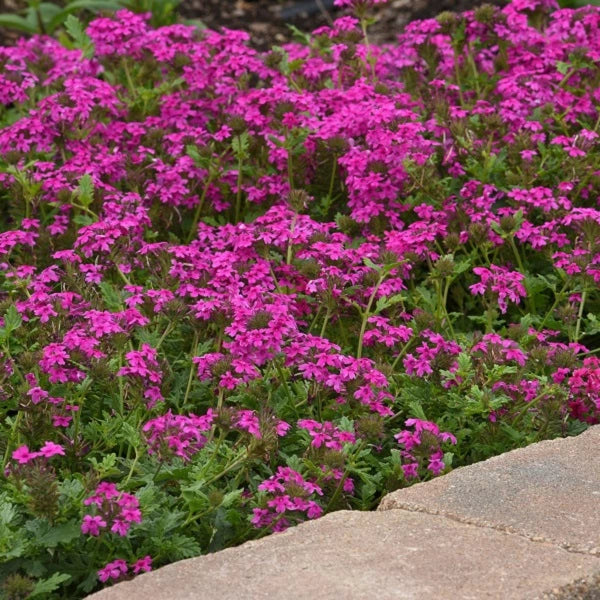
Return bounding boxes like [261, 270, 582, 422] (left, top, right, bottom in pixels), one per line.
[1, 0, 600, 596]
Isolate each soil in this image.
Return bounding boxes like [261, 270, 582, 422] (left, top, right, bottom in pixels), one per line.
[180, 0, 510, 49]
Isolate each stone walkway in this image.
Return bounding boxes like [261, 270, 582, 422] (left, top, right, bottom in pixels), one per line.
[88, 426, 600, 600]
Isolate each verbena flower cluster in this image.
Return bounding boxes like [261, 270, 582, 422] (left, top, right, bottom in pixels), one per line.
[1, 0, 600, 596]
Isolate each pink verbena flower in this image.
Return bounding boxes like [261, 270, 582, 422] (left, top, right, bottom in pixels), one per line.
[98, 559, 128, 583]
[132, 555, 153, 574]
[38, 441, 65, 458]
[297, 419, 356, 451]
[11, 441, 64, 465]
[394, 419, 456, 481]
[81, 514, 107, 536]
[12, 445, 38, 464]
[470, 265, 527, 313]
[82, 482, 141, 537]
[253, 467, 323, 532]
[142, 410, 213, 462]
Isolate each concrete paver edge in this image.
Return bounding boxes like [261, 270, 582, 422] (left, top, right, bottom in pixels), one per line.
[379, 502, 600, 557]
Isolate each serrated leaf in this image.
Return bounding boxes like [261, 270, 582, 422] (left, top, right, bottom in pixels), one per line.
[31, 572, 71, 597]
[286, 23, 311, 44]
[362, 257, 380, 272]
[221, 489, 243, 508]
[166, 534, 201, 559]
[0, 500, 17, 526]
[76, 173, 94, 207]
[408, 401, 427, 420]
[37, 522, 81, 548]
[98, 280, 122, 310]
[4, 304, 22, 333]
[232, 132, 249, 158]
[64, 14, 94, 58]
[73, 214, 94, 226]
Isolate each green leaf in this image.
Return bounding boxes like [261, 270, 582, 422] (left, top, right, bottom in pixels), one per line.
[408, 401, 427, 421]
[374, 293, 405, 314]
[72, 214, 94, 226]
[286, 23, 311, 45]
[232, 132, 249, 159]
[37, 521, 81, 548]
[4, 305, 22, 333]
[0, 14, 37, 34]
[362, 257, 381, 272]
[64, 0, 120, 11]
[99, 280, 123, 311]
[36, 3, 63, 23]
[221, 489, 243, 508]
[0, 500, 17, 526]
[76, 173, 94, 207]
[64, 14, 94, 58]
[49, 0, 119, 33]
[443, 451, 454, 468]
[30, 572, 72, 597]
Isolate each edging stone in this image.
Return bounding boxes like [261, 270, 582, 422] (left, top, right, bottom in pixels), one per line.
[87, 426, 600, 599]
[87, 509, 600, 600]
[378, 425, 600, 554]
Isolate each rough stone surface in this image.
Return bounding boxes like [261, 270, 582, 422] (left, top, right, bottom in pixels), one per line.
[87, 509, 600, 600]
[379, 426, 600, 554]
[539, 572, 600, 600]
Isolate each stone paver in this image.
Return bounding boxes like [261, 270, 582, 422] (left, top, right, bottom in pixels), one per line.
[87, 509, 600, 600]
[378, 426, 600, 554]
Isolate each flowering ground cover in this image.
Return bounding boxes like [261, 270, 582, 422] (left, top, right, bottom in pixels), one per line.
[1, 0, 600, 596]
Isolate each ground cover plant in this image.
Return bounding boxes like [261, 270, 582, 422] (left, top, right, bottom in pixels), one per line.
[1, 0, 600, 596]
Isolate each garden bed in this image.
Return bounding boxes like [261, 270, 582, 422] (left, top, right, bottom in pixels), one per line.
[1, 0, 600, 598]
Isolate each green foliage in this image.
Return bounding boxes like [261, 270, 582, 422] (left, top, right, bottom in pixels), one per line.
[0, 0, 120, 36]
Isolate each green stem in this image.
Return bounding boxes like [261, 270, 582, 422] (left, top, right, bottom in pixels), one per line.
[286, 212, 298, 266]
[203, 452, 248, 487]
[327, 155, 337, 200]
[152, 462, 163, 482]
[485, 305, 495, 334]
[538, 281, 568, 330]
[441, 277, 455, 338]
[123, 448, 140, 487]
[390, 338, 414, 372]
[234, 149, 244, 223]
[308, 305, 323, 333]
[155, 322, 175, 350]
[356, 275, 385, 359]
[115, 265, 133, 287]
[182, 333, 199, 409]
[454, 52, 466, 107]
[2, 411, 23, 470]
[319, 306, 331, 339]
[511, 390, 550, 428]
[574, 289, 587, 342]
[275, 362, 293, 405]
[187, 172, 215, 243]
[324, 441, 365, 513]
[122, 59, 136, 97]
[360, 17, 376, 82]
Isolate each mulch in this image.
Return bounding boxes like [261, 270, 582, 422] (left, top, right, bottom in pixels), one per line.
[180, 0, 509, 49]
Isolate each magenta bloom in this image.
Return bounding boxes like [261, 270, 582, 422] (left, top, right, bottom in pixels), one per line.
[82, 482, 142, 538]
[38, 441, 65, 458]
[470, 265, 527, 314]
[81, 515, 107, 536]
[98, 559, 128, 583]
[11, 445, 38, 465]
[132, 555, 153, 574]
